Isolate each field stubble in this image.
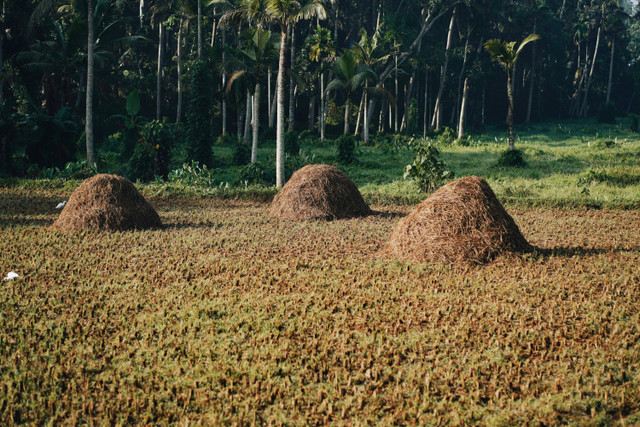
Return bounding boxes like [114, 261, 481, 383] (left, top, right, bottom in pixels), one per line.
[0, 189, 639, 425]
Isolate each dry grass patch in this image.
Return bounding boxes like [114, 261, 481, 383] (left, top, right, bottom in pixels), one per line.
[0, 187, 639, 425]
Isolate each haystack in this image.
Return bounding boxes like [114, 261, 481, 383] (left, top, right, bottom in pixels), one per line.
[382, 176, 531, 263]
[270, 164, 372, 220]
[51, 174, 162, 232]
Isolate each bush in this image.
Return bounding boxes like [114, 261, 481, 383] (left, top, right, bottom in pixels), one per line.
[284, 130, 300, 155]
[597, 102, 617, 124]
[31, 160, 95, 180]
[591, 138, 616, 149]
[239, 162, 267, 185]
[167, 161, 217, 186]
[232, 144, 251, 166]
[335, 134, 357, 164]
[215, 133, 235, 146]
[435, 126, 456, 146]
[404, 141, 454, 193]
[125, 119, 175, 181]
[629, 114, 639, 133]
[496, 149, 527, 168]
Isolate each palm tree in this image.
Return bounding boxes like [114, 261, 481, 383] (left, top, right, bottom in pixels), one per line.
[484, 34, 539, 151]
[307, 26, 334, 141]
[86, 0, 95, 168]
[326, 50, 376, 135]
[220, 0, 328, 187]
[226, 28, 278, 163]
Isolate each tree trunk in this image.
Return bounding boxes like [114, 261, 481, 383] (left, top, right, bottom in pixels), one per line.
[394, 55, 398, 132]
[276, 28, 288, 188]
[606, 36, 615, 105]
[363, 85, 369, 143]
[267, 67, 272, 127]
[210, 9, 216, 46]
[431, 8, 456, 131]
[288, 26, 296, 131]
[560, 0, 566, 19]
[244, 90, 252, 145]
[176, 17, 184, 123]
[86, 0, 95, 168]
[423, 70, 428, 138]
[455, 35, 469, 126]
[354, 93, 364, 136]
[580, 26, 601, 117]
[222, 30, 227, 136]
[507, 69, 515, 151]
[252, 83, 260, 163]
[197, 0, 202, 58]
[237, 98, 244, 143]
[139, 0, 145, 28]
[344, 98, 351, 135]
[458, 77, 468, 139]
[320, 72, 325, 141]
[526, 23, 537, 124]
[156, 22, 164, 120]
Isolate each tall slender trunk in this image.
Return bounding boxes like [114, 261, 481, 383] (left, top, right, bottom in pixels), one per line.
[197, 0, 202, 58]
[394, 55, 398, 132]
[526, 23, 537, 123]
[156, 22, 164, 120]
[354, 93, 364, 136]
[431, 8, 456, 131]
[267, 68, 272, 127]
[86, 0, 95, 168]
[309, 95, 316, 130]
[139, 0, 145, 28]
[176, 17, 184, 123]
[455, 35, 469, 126]
[458, 77, 468, 139]
[580, 26, 601, 117]
[237, 98, 244, 143]
[362, 85, 369, 143]
[276, 28, 288, 188]
[423, 70, 428, 138]
[320, 72, 326, 141]
[344, 98, 351, 135]
[606, 36, 615, 104]
[560, 0, 566, 19]
[244, 90, 252, 145]
[252, 83, 260, 163]
[288, 26, 296, 131]
[222, 30, 227, 136]
[507, 69, 515, 151]
[210, 9, 216, 46]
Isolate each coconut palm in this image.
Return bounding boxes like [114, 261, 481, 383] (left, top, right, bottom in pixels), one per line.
[326, 50, 376, 135]
[484, 34, 539, 151]
[220, 0, 328, 187]
[226, 28, 279, 163]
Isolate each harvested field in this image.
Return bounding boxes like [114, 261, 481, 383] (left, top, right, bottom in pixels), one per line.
[0, 187, 639, 425]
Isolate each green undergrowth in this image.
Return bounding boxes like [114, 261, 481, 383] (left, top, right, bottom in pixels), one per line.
[3, 118, 640, 208]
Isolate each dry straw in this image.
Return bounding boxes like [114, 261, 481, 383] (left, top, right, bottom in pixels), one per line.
[51, 174, 162, 232]
[270, 164, 372, 220]
[381, 176, 532, 263]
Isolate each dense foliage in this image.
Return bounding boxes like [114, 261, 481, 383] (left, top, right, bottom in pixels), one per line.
[1, 0, 640, 183]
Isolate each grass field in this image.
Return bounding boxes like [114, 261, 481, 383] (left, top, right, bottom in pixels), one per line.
[1, 118, 640, 424]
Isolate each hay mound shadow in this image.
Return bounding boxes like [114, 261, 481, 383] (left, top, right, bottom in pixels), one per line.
[270, 164, 372, 220]
[51, 174, 162, 232]
[381, 176, 531, 263]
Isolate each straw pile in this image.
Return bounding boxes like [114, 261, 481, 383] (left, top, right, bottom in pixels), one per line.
[382, 176, 531, 263]
[51, 174, 162, 231]
[270, 164, 372, 220]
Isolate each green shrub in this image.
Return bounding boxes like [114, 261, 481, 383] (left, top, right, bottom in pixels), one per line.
[167, 161, 217, 186]
[597, 102, 617, 124]
[590, 138, 616, 149]
[496, 149, 527, 168]
[239, 162, 267, 185]
[335, 134, 357, 164]
[629, 114, 639, 133]
[232, 144, 251, 166]
[125, 119, 175, 181]
[33, 160, 95, 180]
[436, 126, 456, 146]
[404, 141, 454, 193]
[215, 133, 235, 146]
[284, 130, 300, 155]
